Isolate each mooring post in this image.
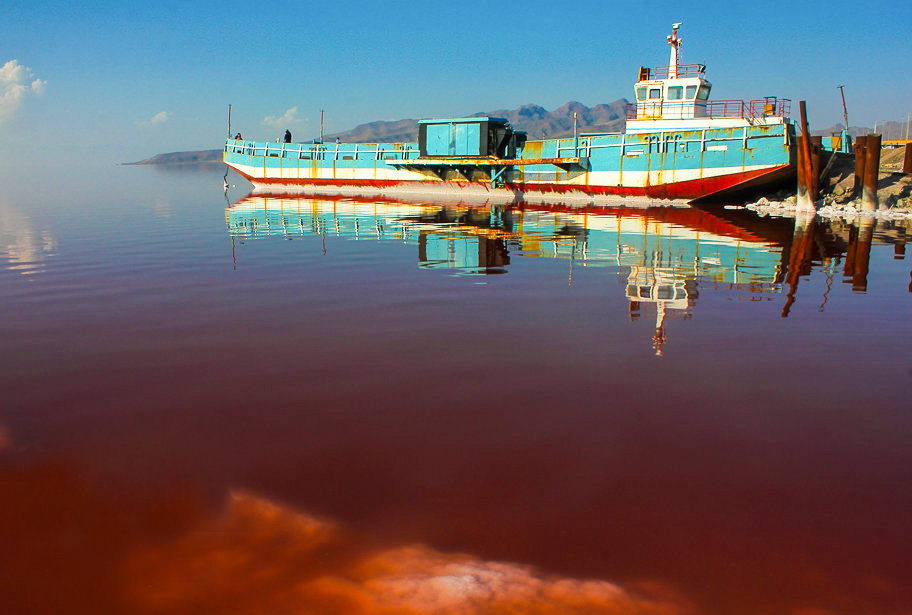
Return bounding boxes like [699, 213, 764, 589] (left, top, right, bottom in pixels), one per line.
[853, 135, 867, 197]
[797, 101, 816, 210]
[782, 213, 818, 317]
[852, 218, 875, 291]
[843, 223, 859, 279]
[796, 133, 809, 207]
[810, 135, 823, 197]
[903, 142, 912, 174]
[862, 133, 882, 211]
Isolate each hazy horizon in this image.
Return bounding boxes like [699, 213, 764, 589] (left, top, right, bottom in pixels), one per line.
[3, 0, 912, 176]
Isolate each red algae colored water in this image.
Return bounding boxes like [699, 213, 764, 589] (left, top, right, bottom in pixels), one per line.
[1, 165, 911, 615]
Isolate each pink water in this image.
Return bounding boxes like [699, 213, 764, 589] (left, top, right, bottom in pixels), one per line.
[1, 165, 910, 615]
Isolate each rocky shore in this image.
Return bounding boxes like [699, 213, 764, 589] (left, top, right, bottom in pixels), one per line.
[744, 147, 912, 220]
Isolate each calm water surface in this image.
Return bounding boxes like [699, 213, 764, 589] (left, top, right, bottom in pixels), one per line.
[1, 164, 910, 615]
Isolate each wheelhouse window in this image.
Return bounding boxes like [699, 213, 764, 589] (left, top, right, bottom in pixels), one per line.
[636, 87, 646, 101]
[696, 85, 711, 100]
[667, 86, 683, 100]
[648, 88, 661, 100]
[686, 85, 698, 99]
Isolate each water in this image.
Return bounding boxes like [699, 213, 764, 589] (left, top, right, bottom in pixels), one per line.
[1, 164, 910, 615]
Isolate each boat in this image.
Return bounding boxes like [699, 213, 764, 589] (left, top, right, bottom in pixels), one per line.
[223, 23, 796, 203]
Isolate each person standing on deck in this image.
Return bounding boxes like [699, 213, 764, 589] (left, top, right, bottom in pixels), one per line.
[284, 129, 292, 143]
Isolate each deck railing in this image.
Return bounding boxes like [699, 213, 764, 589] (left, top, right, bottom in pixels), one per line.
[646, 63, 707, 79]
[224, 139, 420, 161]
[626, 98, 791, 121]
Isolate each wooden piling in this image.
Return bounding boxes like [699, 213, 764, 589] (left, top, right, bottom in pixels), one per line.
[843, 224, 859, 278]
[797, 102, 816, 209]
[852, 218, 875, 292]
[796, 134, 809, 206]
[853, 135, 867, 196]
[782, 214, 818, 317]
[862, 134, 882, 211]
[810, 135, 823, 197]
[903, 142, 912, 174]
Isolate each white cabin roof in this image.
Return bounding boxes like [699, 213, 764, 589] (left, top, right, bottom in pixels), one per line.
[627, 24, 789, 128]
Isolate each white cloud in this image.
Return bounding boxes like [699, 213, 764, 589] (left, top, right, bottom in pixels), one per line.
[137, 110, 171, 127]
[0, 60, 46, 126]
[149, 111, 170, 124]
[262, 106, 309, 130]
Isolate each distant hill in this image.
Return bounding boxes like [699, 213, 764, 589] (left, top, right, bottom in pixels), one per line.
[812, 120, 911, 140]
[124, 150, 223, 165]
[325, 99, 629, 143]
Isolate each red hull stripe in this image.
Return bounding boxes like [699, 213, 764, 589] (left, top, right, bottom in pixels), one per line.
[230, 165, 790, 201]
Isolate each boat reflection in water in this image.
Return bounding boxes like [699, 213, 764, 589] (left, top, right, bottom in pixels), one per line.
[226, 193, 789, 354]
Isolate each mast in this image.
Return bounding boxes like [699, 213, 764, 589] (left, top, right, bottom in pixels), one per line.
[667, 22, 683, 79]
[837, 85, 849, 131]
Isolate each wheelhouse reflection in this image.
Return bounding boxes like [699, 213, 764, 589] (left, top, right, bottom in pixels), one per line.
[226, 194, 794, 354]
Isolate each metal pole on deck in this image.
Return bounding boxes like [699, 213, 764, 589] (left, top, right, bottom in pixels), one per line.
[862, 133, 882, 211]
[320, 109, 324, 143]
[573, 112, 579, 156]
[838, 86, 849, 133]
[228, 104, 232, 138]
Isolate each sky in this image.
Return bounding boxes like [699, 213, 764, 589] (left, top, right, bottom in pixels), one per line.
[1, 0, 911, 169]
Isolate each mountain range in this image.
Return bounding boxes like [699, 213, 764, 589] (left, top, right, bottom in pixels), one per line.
[127, 101, 910, 165]
[813, 120, 911, 140]
[126, 100, 629, 164]
[324, 99, 629, 143]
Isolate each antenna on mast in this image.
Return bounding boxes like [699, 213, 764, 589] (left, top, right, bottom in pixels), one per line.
[667, 23, 683, 79]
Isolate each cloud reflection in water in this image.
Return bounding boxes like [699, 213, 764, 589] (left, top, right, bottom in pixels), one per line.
[0, 201, 57, 275]
[0, 461, 691, 615]
[124, 491, 692, 615]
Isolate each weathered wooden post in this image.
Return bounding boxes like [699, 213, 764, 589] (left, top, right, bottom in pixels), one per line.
[852, 218, 875, 291]
[853, 135, 867, 196]
[862, 134, 882, 211]
[903, 143, 912, 174]
[810, 135, 823, 197]
[782, 213, 818, 317]
[796, 133, 809, 207]
[843, 223, 859, 278]
[796, 102, 816, 211]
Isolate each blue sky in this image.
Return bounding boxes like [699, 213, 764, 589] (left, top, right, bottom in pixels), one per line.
[2, 0, 910, 167]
